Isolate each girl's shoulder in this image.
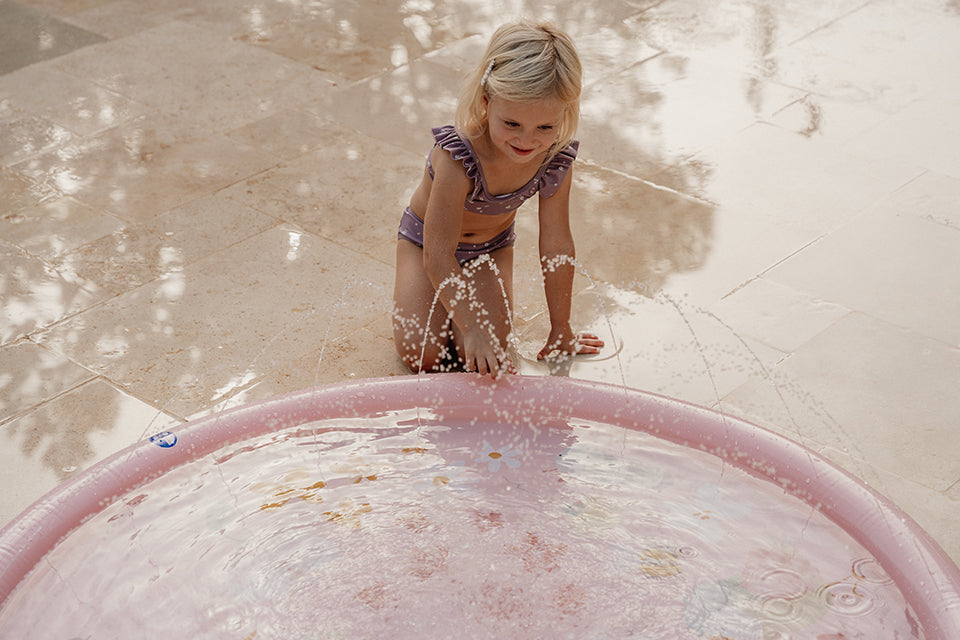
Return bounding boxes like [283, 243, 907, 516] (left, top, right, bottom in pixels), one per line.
[539, 140, 579, 199]
[431, 126, 479, 172]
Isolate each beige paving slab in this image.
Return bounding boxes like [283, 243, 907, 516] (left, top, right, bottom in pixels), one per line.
[64, 0, 307, 39]
[869, 170, 960, 231]
[0, 1, 105, 75]
[514, 283, 787, 408]
[0, 65, 148, 136]
[767, 93, 890, 142]
[51, 194, 278, 297]
[226, 109, 348, 161]
[206, 326, 409, 418]
[14, 118, 277, 222]
[722, 313, 960, 493]
[0, 196, 122, 260]
[0, 165, 59, 213]
[0, 378, 179, 526]
[305, 59, 461, 154]
[0, 112, 74, 166]
[626, 0, 869, 55]
[664, 123, 923, 233]
[0, 340, 93, 424]
[54, 20, 335, 133]
[0, 241, 103, 345]
[236, 7, 466, 84]
[21, 0, 117, 15]
[765, 206, 960, 347]
[219, 130, 422, 261]
[35, 226, 394, 418]
[787, 1, 960, 108]
[846, 99, 960, 180]
[708, 277, 851, 353]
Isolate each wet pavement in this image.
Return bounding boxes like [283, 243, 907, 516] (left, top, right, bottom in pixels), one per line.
[1, 0, 958, 568]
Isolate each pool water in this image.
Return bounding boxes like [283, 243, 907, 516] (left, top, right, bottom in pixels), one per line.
[0, 408, 919, 639]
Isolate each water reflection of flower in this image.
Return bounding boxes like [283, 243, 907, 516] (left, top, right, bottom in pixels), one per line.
[323, 498, 372, 528]
[329, 452, 388, 483]
[476, 440, 521, 472]
[249, 466, 326, 511]
[411, 460, 474, 493]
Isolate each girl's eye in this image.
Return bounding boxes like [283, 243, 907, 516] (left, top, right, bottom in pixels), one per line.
[505, 121, 520, 128]
[538, 125, 554, 131]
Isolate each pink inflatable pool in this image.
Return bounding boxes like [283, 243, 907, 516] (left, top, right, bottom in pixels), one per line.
[1, 375, 958, 638]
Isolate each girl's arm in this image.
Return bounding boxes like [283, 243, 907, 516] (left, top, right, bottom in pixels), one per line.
[536, 166, 604, 359]
[422, 149, 508, 375]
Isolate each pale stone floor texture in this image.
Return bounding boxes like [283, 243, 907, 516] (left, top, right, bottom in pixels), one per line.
[1, 0, 958, 583]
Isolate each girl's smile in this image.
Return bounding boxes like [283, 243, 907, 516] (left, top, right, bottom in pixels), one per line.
[484, 96, 564, 164]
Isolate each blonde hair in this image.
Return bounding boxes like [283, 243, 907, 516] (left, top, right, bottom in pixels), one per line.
[456, 21, 582, 159]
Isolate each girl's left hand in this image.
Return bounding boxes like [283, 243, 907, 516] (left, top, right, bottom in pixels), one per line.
[537, 330, 604, 360]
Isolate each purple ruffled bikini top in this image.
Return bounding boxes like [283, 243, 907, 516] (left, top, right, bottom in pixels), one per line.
[427, 125, 579, 215]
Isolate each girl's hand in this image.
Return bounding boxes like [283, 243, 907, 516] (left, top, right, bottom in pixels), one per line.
[537, 329, 604, 360]
[462, 327, 516, 377]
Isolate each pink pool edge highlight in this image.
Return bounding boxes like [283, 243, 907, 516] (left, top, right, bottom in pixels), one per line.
[1, 374, 958, 637]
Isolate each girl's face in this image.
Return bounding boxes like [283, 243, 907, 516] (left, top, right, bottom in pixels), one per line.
[484, 96, 564, 164]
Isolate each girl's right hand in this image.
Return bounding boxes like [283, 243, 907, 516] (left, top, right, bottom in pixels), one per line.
[462, 327, 515, 377]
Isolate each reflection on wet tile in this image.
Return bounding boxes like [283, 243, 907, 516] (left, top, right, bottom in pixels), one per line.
[52, 194, 277, 297]
[226, 110, 346, 160]
[0, 197, 121, 260]
[581, 56, 800, 181]
[207, 328, 409, 417]
[0, 341, 92, 423]
[306, 60, 461, 153]
[0, 242, 102, 345]
[0, 114, 73, 165]
[237, 7, 465, 83]
[0, 66, 147, 136]
[37, 227, 394, 417]
[15, 119, 276, 222]
[528, 163, 715, 291]
[220, 131, 423, 260]
[766, 207, 960, 346]
[0, 1, 105, 76]
[724, 313, 960, 492]
[54, 21, 334, 133]
[0, 378, 178, 524]
[767, 94, 889, 142]
[0, 166, 58, 213]
[577, 26, 661, 88]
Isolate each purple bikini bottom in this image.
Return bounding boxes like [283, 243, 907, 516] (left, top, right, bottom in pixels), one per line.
[397, 207, 516, 266]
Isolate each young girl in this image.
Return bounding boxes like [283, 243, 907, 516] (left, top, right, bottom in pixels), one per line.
[393, 20, 604, 376]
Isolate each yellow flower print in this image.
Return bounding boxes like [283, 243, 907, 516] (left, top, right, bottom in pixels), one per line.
[476, 441, 521, 472]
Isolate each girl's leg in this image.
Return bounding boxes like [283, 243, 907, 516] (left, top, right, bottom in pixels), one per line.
[450, 246, 515, 372]
[393, 239, 456, 372]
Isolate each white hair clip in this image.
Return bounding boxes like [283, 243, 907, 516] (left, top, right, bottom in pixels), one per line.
[481, 59, 496, 87]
